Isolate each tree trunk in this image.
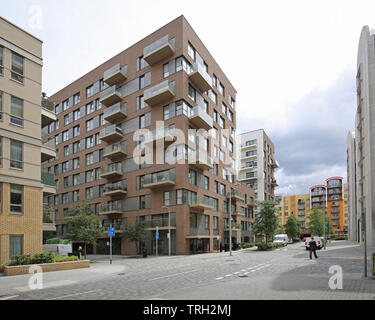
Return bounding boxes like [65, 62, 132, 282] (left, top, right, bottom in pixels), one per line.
[84, 243, 87, 260]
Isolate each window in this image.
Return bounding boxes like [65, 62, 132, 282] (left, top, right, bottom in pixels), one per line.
[11, 52, 24, 83]
[204, 215, 209, 229]
[73, 125, 80, 137]
[10, 140, 23, 169]
[73, 93, 80, 105]
[73, 142, 80, 153]
[62, 192, 69, 204]
[188, 84, 196, 102]
[190, 213, 197, 228]
[86, 187, 93, 200]
[9, 235, 23, 258]
[204, 176, 209, 190]
[62, 99, 69, 111]
[188, 42, 196, 61]
[73, 190, 80, 202]
[10, 96, 23, 126]
[62, 130, 69, 142]
[0, 91, 3, 120]
[73, 157, 80, 170]
[86, 170, 94, 183]
[140, 195, 146, 209]
[86, 153, 94, 166]
[136, 95, 146, 110]
[86, 85, 94, 98]
[100, 79, 108, 91]
[64, 114, 71, 126]
[139, 114, 145, 129]
[139, 75, 145, 89]
[73, 174, 80, 186]
[219, 116, 225, 129]
[213, 75, 217, 88]
[189, 169, 197, 185]
[163, 63, 169, 78]
[208, 90, 217, 104]
[62, 161, 69, 173]
[86, 136, 94, 149]
[219, 83, 224, 96]
[64, 145, 70, 157]
[10, 184, 23, 214]
[137, 56, 148, 71]
[213, 216, 218, 230]
[86, 119, 94, 132]
[0, 46, 3, 74]
[73, 109, 80, 121]
[86, 102, 95, 115]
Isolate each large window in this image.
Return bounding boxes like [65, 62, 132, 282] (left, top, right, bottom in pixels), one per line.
[9, 235, 23, 258]
[10, 184, 23, 214]
[188, 42, 196, 61]
[10, 96, 23, 126]
[0, 46, 3, 74]
[11, 52, 24, 83]
[10, 140, 23, 169]
[0, 91, 2, 120]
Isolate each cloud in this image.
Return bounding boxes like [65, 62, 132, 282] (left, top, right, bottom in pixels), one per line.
[238, 68, 355, 195]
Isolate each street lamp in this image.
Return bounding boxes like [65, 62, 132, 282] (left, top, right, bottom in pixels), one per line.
[162, 205, 171, 256]
[227, 182, 240, 256]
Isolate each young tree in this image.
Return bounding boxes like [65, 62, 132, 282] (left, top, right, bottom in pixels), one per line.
[308, 208, 333, 238]
[66, 203, 104, 259]
[121, 221, 146, 254]
[253, 201, 279, 242]
[284, 215, 300, 240]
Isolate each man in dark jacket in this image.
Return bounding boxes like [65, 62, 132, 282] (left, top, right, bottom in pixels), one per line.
[309, 237, 318, 259]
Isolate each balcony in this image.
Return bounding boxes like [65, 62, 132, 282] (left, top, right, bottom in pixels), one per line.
[143, 170, 176, 189]
[144, 217, 177, 230]
[188, 63, 212, 92]
[143, 80, 175, 106]
[103, 181, 127, 197]
[100, 163, 123, 179]
[103, 64, 128, 86]
[143, 35, 175, 65]
[43, 222, 56, 232]
[41, 107, 57, 127]
[99, 202, 123, 216]
[189, 196, 214, 211]
[271, 179, 279, 187]
[331, 214, 340, 220]
[229, 189, 245, 202]
[41, 136, 56, 162]
[143, 127, 175, 145]
[103, 103, 127, 123]
[102, 221, 126, 232]
[41, 171, 56, 195]
[99, 125, 123, 143]
[271, 161, 279, 169]
[188, 105, 213, 130]
[188, 150, 213, 171]
[100, 85, 122, 107]
[103, 141, 127, 160]
[241, 142, 257, 149]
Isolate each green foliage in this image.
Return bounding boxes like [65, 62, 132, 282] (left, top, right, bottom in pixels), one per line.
[239, 243, 255, 249]
[284, 215, 300, 239]
[121, 221, 146, 243]
[253, 201, 279, 242]
[255, 242, 283, 251]
[66, 203, 104, 245]
[46, 239, 72, 244]
[8, 252, 79, 266]
[307, 208, 333, 237]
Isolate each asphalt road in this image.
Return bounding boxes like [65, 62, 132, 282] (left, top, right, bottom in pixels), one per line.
[0, 240, 374, 300]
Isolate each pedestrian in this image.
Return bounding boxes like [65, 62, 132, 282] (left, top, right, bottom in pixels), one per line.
[309, 237, 318, 259]
[219, 241, 223, 252]
[78, 245, 83, 259]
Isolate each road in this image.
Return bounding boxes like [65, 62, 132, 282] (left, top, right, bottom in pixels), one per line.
[0, 240, 374, 300]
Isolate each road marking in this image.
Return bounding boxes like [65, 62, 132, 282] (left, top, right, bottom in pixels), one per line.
[0, 295, 19, 300]
[241, 269, 247, 272]
[215, 277, 224, 280]
[244, 272, 249, 275]
[234, 272, 240, 274]
[47, 290, 100, 300]
[225, 274, 232, 277]
[148, 269, 198, 281]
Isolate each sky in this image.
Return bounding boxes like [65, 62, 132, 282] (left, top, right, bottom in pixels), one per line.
[1, 0, 373, 195]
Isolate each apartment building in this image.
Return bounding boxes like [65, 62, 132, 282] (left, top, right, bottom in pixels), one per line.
[274, 193, 283, 225]
[310, 177, 348, 236]
[237, 129, 278, 202]
[42, 16, 255, 255]
[281, 194, 311, 237]
[350, 25, 375, 246]
[347, 131, 358, 241]
[0, 17, 56, 265]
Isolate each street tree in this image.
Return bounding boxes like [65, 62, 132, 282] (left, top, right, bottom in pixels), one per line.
[308, 208, 333, 238]
[253, 201, 279, 242]
[66, 203, 104, 259]
[284, 215, 300, 240]
[121, 220, 146, 254]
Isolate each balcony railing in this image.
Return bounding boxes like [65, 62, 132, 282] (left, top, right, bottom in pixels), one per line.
[144, 217, 177, 229]
[143, 170, 176, 188]
[188, 105, 213, 130]
[100, 85, 123, 107]
[103, 64, 128, 86]
[104, 181, 127, 196]
[100, 163, 123, 179]
[143, 35, 175, 65]
[103, 103, 127, 123]
[143, 127, 175, 145]
[41, 105, 57, 127]
[188, 63, 212, 92]
[188, 150, 213, 171]
[99, 202, 123, 215]
[189, 195, 214, 211]
[103, 141, 127, 160]
[41, 171, 55, 186]
[229, 189, 245, 202]
[143, 80, 175, 106]
[41, 136, 57, 162]
[99, 125, 123, 142]
[271, 179, 278, 187]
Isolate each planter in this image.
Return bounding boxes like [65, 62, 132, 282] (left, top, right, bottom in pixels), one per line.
[4, 260, 90, 276]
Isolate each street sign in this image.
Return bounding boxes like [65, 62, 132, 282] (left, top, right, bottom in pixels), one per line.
[156, 231, 159, 240]
[108, 227, 115, 237]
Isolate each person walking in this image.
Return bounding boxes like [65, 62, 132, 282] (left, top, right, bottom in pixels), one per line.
[309, 237, 318, 259]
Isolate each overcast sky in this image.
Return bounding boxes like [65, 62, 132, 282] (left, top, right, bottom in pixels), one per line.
[1, 0, 373, 195]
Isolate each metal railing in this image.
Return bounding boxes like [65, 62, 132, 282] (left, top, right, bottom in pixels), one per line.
[103, 103, 127, 118]
[143, 35, 175, 57]
[100, 162, 122, 175]
[103, 64, 128, 80]
[144, 170, 175, 185]
[104, 180, 127, 193]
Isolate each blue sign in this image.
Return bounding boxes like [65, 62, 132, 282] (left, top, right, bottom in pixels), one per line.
[108, 228, 115, 237]
[155, 231, 159, 240]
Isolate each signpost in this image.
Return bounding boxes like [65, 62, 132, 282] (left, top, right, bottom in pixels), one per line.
[362, 209, 367, 277]
[155, 226, 159, 257]
[108, 226, 115, 265]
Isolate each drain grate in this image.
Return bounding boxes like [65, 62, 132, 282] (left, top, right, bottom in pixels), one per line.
[238, 275, 248, 278]
[117, 273, 125, 276]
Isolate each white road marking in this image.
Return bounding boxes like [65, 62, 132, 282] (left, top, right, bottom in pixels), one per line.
[15, 280, 77, 292]
[215, 277, 224, 280]
[0, 295, 19, 300]
[47, 290, 100, 300]
[244, 272, 249, 275]
[148, 269, 198, 281]
[234, 272, 240, 274]
[225, 274, 232, 277]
